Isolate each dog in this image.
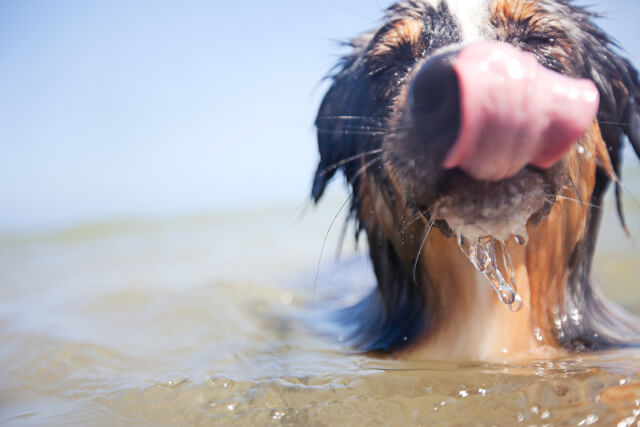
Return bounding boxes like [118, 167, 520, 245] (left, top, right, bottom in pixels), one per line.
[312, 0, 640, 360]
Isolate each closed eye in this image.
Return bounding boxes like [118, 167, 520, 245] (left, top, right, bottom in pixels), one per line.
[524, 31, 556, 46]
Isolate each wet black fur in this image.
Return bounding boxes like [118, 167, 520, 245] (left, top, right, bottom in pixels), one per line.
[312, 0, 640, 352]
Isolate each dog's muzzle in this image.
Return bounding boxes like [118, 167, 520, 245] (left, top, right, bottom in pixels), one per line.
[408, 41, 600, 182]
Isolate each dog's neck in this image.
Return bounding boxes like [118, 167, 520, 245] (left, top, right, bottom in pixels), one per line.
[360, 128, 602, 361]
[405, 231, 540, 360]
[406, 175, 594, 359]
[409, 164, 593, 360]
[404, 228, 576, 360]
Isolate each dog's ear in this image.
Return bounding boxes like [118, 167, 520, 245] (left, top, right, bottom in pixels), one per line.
[312, 65, 369, 201]
[312, 35, 381, 203]
[620, 60, 640, 159]
[583, 30, 640, 167]
[579, 23, 640, 231]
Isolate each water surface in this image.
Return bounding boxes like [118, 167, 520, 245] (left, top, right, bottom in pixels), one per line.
[1, 164, 640, 426]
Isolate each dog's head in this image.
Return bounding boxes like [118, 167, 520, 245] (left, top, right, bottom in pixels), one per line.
[312, 0, 640, 355]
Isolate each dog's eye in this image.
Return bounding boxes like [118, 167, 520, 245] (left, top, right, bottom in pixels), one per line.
[367, 49, 417, 78]
[524, 32, 555, 46]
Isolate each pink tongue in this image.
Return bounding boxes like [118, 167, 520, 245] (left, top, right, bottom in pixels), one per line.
[443, 42, 600, 181]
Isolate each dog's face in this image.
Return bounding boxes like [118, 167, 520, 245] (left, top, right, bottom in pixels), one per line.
[315, 0, 638, 243]
[313, 0, 640, 355]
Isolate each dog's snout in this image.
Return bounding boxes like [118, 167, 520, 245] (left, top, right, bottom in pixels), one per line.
[405, 42, 599, 183]
[409, 52, 460, 138]
[444, 41, 599, 181]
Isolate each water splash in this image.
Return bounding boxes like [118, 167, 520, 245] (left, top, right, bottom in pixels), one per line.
[457, 235, 523, 312]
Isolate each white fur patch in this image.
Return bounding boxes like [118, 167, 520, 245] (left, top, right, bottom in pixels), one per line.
[424, 0, 491, 42]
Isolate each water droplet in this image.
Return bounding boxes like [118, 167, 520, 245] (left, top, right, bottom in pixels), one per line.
[208, 376, 235, 389]
[617, 416, 636, 427]
[458, 390, 469, 398]
[577, 144, 586, 154]
[541, 410, 550, 419]
[516, 412, 525, 423]
[570, 308, 582, 325]
[534, 327, 543, 342]
[227, 404, 235, 411]
[514, 234, 528, 246]
[478, 388, 487, 397]
[457, 235, 523, 311]
[158, 372, 189, 388]
[272, 410, 286, 420]
[583, 414, 599, 425]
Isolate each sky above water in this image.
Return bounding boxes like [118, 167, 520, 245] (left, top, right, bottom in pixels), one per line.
[1, 0, 639, 231]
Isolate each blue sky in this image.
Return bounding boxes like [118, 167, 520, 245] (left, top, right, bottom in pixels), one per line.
[1, 0, 638, 231]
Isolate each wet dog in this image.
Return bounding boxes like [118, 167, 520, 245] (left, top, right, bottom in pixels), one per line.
[312, 0, 640, 360]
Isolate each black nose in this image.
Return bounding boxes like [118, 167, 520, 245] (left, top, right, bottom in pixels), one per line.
[409, 51, 460, 139]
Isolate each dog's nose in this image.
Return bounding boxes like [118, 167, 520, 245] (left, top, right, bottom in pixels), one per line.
[445, 42, 599, 181]
[407, 43, 599, 182]
[409, 51, 461, 140]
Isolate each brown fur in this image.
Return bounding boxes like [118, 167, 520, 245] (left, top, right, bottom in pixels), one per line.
[313, 0, 640, 360]
[360, 127, 604, 360]
[371, 19, 424, 58]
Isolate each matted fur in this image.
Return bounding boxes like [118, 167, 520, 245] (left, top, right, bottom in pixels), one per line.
[312, 0, 640, 358]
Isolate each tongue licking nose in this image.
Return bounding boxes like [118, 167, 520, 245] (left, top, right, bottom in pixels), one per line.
[442, 41, 600, 182]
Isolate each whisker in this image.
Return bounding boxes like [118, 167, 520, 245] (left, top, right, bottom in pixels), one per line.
[566, 177, 584, 206]
[313, 155, 382, 303]
[335, 212, 352, 261]
[611, 172, 640, 209]
[313, 195, 352, 304]
[327, 6, 377, 23]
[592, 155, 640, 233]
[554, 194, 601, 209]
[317, 123, 387, 129]
[593, 155, 621, 185]
[316, 118, 414, 137]
[317, 115, 387, 125]
[413, 213, 436, 286]
[316, 129, 387, 136]
[613, 178, 640, 237]
[402, 210, 424, 233]
[350, 155, 383, 181]
[598, 120, 631, 126]
[284, 196, 311, 227]
[315, 148, 383, 178]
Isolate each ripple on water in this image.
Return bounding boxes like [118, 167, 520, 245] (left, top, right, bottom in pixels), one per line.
[1, 193, 639, 425]
[157, 372, 190, 388]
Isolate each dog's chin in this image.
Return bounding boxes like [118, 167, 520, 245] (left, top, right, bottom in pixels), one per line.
[425, 168, 557, 243]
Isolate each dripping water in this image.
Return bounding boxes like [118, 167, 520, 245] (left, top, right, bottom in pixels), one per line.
[457, 235, 524, 312]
